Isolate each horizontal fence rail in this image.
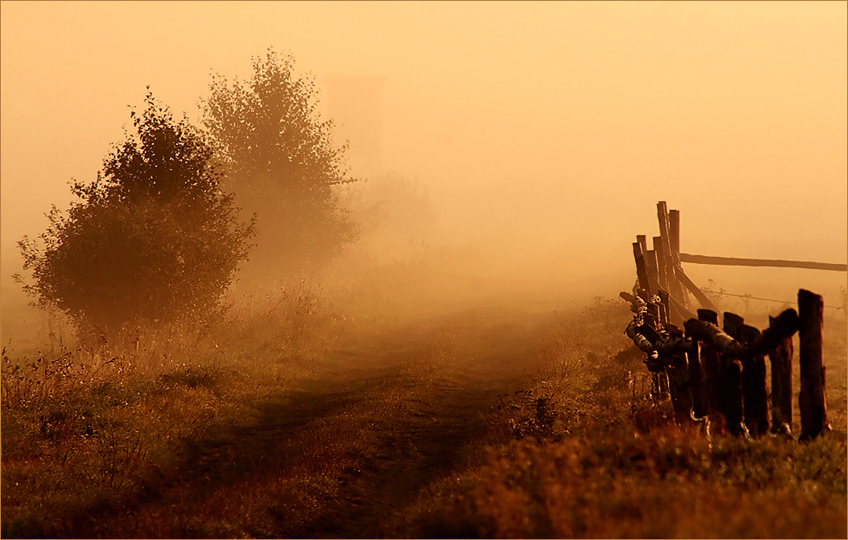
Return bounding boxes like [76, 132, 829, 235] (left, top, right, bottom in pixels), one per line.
[680, 253, 847, 272]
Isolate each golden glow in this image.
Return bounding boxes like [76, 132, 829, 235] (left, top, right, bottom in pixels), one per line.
[2, 2, 846, 325]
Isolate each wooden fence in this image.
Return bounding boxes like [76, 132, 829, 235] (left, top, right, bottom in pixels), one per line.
[622, 201, 837, 440]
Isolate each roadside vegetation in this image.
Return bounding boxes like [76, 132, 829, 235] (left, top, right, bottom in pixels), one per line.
[1, 281, 344, 537]
[384, 298, 847, 538]
[2, 292, 845, 538]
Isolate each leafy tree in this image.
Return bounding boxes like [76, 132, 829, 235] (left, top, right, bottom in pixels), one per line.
[17, 92, 255, 339]
[201, 49, 358, 279]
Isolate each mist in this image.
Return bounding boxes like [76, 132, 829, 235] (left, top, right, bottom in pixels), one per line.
[3, 5, 848, 537]
[2, 1, 846, 339]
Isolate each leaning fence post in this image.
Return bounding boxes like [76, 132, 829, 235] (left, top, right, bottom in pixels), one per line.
[653, 236, 670, 294]
[637, 234, 648, 258]
[656, 203, 674, 296]
[768, 314, 793, 436]
[657, 289, 671, 328]
[667, 209, 689, 308]
[657, 261, 683, 326]
[645, 249, 660, 299]
[798, 289, 830, 440]
[636, 235, 657, 296]
[676, 266, 720, 313]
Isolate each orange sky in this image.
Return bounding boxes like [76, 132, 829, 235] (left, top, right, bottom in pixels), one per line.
[2, 1, 846, 304]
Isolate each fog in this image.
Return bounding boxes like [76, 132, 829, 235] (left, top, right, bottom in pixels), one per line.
[2, 2, 846, 338]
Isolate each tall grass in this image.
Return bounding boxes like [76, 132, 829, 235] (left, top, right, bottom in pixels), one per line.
[2, 290, 845, 538]
[1, 281, 346, 538]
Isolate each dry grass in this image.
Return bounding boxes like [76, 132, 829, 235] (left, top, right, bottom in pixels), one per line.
[1, 281, 345, 538]
[393, 428, 845, 538]
[2, 291, 845, 538]
[384, 299, 848, 539]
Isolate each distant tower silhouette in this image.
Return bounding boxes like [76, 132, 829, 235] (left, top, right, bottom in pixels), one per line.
[324, 74, 384, 179]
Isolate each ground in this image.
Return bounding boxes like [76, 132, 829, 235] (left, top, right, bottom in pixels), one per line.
[2, 295, 846, 538]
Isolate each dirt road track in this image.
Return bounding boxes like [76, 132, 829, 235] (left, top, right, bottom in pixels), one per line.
[85, 310, 550, 538]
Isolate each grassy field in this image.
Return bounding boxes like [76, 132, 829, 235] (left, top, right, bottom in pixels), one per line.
[2, 288, 846, 538]
[382, 299, 847, 538]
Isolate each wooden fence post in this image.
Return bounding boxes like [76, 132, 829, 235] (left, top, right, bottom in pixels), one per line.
[666, 350, 693, 425]
[653, 298, 691, 424]
[723, 313, 769, 437]
[743, 341, 769, 438]
[697, 309, 723, 430]
[635, 235, 656, 296]
[653, 236, 670, 294]
[655, 289, 666, 325]
[656, 240, 686, 325]
[721, 313, 748, 437]
[798, 289, 830, 440]
[637, 234, 648, 258]
[632, 241, 651, 299]
[656, 203, 673, 288]
[685, 322, 708, 419]
[645, 250, 660, 299]
[768, 314, 793, 436]
[668, 209, 690, 308]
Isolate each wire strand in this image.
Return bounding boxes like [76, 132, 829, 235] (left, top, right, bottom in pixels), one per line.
[705, 290, 845, 310]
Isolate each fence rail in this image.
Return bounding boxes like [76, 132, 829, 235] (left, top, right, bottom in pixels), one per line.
[679, 253, 847, 272]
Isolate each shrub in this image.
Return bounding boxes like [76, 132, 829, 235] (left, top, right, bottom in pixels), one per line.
[17, 92, 255, 340]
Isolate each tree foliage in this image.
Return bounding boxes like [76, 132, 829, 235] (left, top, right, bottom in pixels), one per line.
[201, 49, 358, 278]
[17, 93, 255, 337]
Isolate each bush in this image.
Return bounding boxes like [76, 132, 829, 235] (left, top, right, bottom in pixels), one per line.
[17, 92, 255, 339]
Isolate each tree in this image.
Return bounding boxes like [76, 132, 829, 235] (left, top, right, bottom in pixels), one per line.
[17, 92, 255, 339]
[201, 49, 358, 280]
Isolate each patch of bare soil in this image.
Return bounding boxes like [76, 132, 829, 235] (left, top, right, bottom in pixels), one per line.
[75, 310, 550, 538]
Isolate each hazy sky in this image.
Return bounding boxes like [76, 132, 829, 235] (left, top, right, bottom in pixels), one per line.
[2, 1, 846, 298]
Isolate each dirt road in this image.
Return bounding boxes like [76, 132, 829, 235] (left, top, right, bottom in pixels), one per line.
[82, 309, 551, 537]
